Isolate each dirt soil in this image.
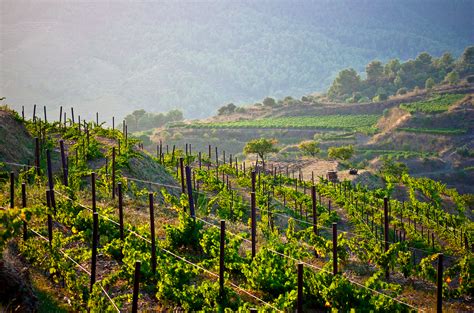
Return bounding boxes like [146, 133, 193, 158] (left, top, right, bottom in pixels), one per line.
[0, 109, 34, 168]
[0, 242, 38, 312]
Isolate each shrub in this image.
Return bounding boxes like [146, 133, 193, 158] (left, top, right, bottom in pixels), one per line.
[397, 87, 408, 95]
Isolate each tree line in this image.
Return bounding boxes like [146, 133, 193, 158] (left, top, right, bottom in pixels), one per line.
[328, 46, 474, 103]
[124, 109, 184, 132]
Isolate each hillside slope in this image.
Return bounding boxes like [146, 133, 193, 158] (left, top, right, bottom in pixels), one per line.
[2, 1, 473, 119]
[0, 108, 178, 194]
[0, 109, 34, 167]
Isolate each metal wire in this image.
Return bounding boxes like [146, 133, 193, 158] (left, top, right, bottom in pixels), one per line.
[29, 228, 120, 312]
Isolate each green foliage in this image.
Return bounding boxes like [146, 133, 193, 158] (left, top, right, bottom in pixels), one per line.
[328, 47, 473, 102]
[217, 103, 237, 115]
[243, 138, 278, 162]
[262, 97, 277, 107]
[188, 114, 380, 133]
[444, 71, 460, 85]
[328, 68, 361, 99]
[0, 206, 27, 252]
[398, 127, 467, 135]
[164, 210, 204, 250]
[124, 109, 183, 132]
[456, 145, 474, 157]
[328, 145, 354, 161]
[399, 94, 464, 113]
[425, 77, 435, 89]
[379, 157, 408, 179]
[298, 140, 320, 157]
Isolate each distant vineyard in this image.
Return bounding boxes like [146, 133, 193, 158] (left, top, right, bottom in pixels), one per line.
[399, 94, 465, 114]
[357, 148, 437, 159]
[183, 115, 380, 133]
[397, 127, 467, 135]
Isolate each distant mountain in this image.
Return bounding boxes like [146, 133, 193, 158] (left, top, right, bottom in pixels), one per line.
[1, 0, 473, 120]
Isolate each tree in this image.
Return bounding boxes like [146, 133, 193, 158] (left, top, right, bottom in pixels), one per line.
[298, 140, 320, 157]
[444, 71, 459, 85]
[218, 103, 236, 115]
[425, 77, 435, 90]
[434, 52, 454, 72]
[456, 45, 474, 76]
[243, 138, 278, 169]
[132, 109, 147, 130]
[328, 145, 354, 161]
[397, 87, 408, 95]
[384, 59, 401, 80]
[328, 68, 361, 99]
[262, 97, 277, 107]
[166, 109, 184, 122]
[379, 158, 408, 179]
[366, 60, 384, 83]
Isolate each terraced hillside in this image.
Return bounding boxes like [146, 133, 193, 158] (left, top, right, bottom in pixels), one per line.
[148, 89, 474, 193]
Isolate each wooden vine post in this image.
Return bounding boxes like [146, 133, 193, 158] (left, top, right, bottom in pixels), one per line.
[118, 182, 124, 240]
[437, 253, 443, 313]
[311, 186, 317, 235]
[90, 212, 98, 292]
[384, 197, 390, 279]
[179, 157, 185, 193]
[251, 191, 256, 258]
[10, 172, 14, 208]
[46, 190, 53, 246]
[22, 183, 27, 240]
[251, 170, 256, 193]
[219, 220, 225, 299]
[34, 137, 40, 175]
[297, 263, 303, 312]
[185, 166, 195, 217]
[46, 149, 56, 210]
[332, 222, 338, 275]
[91, 172, 97, 213]
[59, 140, 68, 186]
[149, 193, 157, 275]
[132, 261, 141, 313]
[112, 147, 116, 199]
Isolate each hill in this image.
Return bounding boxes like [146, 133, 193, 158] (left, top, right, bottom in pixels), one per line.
[1, 0, 473, 119]
[150, 85, 474, 193]
[0, 107, 178, 196]
[0, 102, 473, 312]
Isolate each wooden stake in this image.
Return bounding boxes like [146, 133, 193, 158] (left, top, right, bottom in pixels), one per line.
[149, 193, 156, 275]
[297, 263, 303, 312]
[112, 147, 116, 199]
[185, 166, 195, 217]
[437, 253, 443, 313]
[118, 182, 124, 240]
[251, 192, 256, 258]
[132, 261, 141, 313]
[59, 140, 68, 186]
[90, 212, 98, 292]
[10, 172, 14, 208]
[219, 220, 225, 299]
[22, 183, 27, 240]
[333, 223, 338, 275]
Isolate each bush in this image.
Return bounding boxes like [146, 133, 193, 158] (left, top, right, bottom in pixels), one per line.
[358, 96, 370, 103]
[217, 103, 236, 115]
[397, 87, 408, 95]
[172, 132, 184, 140]
[328, 145, 354, 161]
[263, 97, 277, 107]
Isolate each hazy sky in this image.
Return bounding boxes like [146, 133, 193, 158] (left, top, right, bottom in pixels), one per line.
[1, 0, 473, 122]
